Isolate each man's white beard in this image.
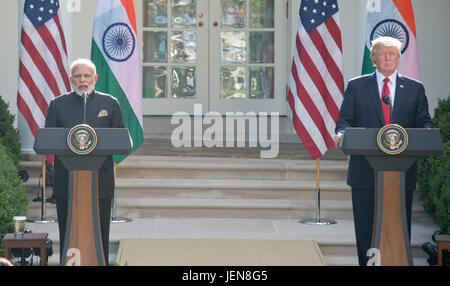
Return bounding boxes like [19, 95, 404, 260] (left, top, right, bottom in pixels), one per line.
[72, 83, 95, 96]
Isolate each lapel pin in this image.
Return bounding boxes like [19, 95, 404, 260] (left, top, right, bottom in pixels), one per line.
[400, 84, 404, 88]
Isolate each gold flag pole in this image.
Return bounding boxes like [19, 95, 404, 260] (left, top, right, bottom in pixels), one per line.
[114, 161, 116, 184]
[300, 158, 337, 225]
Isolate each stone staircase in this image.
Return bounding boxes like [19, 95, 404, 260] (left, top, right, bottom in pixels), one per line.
[20, 150, 437, 266]
[23, 155, 353, 220]
[114, 155, 351, 220]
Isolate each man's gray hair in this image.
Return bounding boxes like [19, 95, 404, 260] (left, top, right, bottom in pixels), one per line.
[70, 58, 97, 75]
[370, 36, 402, 56]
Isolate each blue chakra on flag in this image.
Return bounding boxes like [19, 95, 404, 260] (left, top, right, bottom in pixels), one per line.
[102, 22, 135, 62]
[370, 19, 409, 54]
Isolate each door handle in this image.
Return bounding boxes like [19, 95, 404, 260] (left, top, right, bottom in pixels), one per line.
[213, 21, 218, 27]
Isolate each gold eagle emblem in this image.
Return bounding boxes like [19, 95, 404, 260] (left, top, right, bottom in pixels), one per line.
[75, 132, 91, 150]
[385, 132, 401, 147]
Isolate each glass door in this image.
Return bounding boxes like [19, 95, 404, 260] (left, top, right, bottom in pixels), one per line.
[141, 0, 287, 115]
[142, 0, 209, 115]
[209, 0, 287, 114]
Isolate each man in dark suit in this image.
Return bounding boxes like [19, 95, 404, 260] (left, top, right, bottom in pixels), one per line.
[45, 58, 125, 265]
[334, 37, 433, 266]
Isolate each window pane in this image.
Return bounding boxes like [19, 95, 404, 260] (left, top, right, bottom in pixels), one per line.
[143, 31, 167, 63]
[221, 31, 246, 64]
[172, 67, 196, 98]
[144, 0, 168, 27]
[249, 0, 274, 28]
[143, 66, 167, 98]
[249, 67, 274, 99]
[170, 31, 197, 64]
[221, 0, 246, 28]
[221, 66, 246, 99]
[249, 32, 274, 63]
[171, 0, 197, 27]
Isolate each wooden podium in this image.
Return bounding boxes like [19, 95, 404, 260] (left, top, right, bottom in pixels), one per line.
[33, 127, 131, 266]
[340, 127, 443, 266]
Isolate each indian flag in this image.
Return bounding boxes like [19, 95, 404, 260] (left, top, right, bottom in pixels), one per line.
[362, 0, 420, 80]
[91, 0, 143, 163]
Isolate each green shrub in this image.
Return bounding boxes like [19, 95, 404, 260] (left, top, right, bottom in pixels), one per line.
[432, 97, 450, 143]
[0, 96, 21, 167]
[418, 95, 450, 234]
[0, 142, 29, 256]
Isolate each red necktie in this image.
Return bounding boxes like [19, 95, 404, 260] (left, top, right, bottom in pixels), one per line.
[381, 77, 391, 125]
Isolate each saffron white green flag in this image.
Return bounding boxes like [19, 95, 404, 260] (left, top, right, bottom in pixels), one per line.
[91, 0, 143, 163]
[362, 0, 420, 80]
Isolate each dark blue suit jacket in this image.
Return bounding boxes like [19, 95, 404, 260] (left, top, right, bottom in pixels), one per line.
[45, 90, 124, 198]
[335, 72, 433, 189]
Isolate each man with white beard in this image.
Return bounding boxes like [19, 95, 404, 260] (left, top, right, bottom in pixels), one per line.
[45, 58, 124, 265]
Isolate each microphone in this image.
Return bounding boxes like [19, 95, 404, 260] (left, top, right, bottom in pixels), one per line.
[382, 94, 392, 124]
[382, 94, 391, 106]
[82, 92, 88, 124]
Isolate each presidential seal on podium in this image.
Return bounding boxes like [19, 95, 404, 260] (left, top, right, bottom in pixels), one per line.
[67, 124, 98, 155]
[377, 124, 409, 155]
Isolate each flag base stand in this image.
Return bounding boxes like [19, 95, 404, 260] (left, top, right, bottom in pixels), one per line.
[299, 218, 336, 225]
[28, 218, 57, 224]
[299, 159, 337, 226]
[28, 186, 57, 223]
[28, 158, 57, 224]
[110, 197, 132, 223]
[110, 217, 133, 224]
[299, 188, 337, 225]
[110, 163, 132, 224]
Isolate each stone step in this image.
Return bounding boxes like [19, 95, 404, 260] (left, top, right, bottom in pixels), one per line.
[117, 156, 348, 181]
[23, 176, 351, 201]
[27, 196, 431, 221]
[26, 197, 353, 220]
[115, 178, 351, 200]
[21, 156, 348, 182]
[113, 198, 354, 220]
[132, 137, 348, 160]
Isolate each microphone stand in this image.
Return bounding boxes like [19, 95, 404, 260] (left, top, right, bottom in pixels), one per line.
[82, 92, 87, 124]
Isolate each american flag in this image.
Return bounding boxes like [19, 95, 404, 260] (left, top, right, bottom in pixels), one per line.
[17, 0, 70, 147]
[288, 0, 344, 159]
